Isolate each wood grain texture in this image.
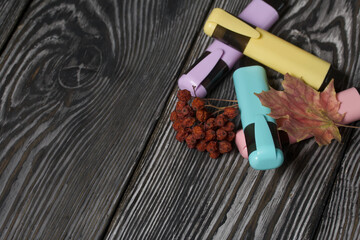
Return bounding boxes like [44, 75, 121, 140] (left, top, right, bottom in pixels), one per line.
[0, 0, 31, 51]
[0, 0, 214, 239]
[316, 122, 360, 240]
[105, 0, 360, 239]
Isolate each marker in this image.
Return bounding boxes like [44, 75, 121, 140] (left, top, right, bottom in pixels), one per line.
[234, 66, 284, 170]
[236, 87, 360, 159]
[204, 8, 342, 91]
[178, 0, 286, 98]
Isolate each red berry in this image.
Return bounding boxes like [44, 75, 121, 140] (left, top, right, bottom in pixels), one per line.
[176, 132, 186, 142]
[224, 107, 239, 119]
[189, 108, 195, 117]
[209, 151, 220, 159]
[187, 143, 197, 149]
[215, 114, 228, 127]
[176, 101, 187, 112]
[223, 121, 235, 132]
[205, 118, 216, 130]
[196, 140, 207, 152]
[186, 134, 197, 146]
[216, 128, 228, 141]
[196, 109, 209, 122]
[193, 125, 205, 140]
[177, 89, 192, 102]
[170, 111, 178, 122]
[192, 97, 205, 111]
[178, 105, 192, 118]
[175, 128, 191, 142]
[206, 141, 218, 153]
[182, 117, 196, 127]
[227, 131, 236, 142]
[219, 141, 232, 153]
[205, 129, 216, 142]
[172, 120, 183, 131]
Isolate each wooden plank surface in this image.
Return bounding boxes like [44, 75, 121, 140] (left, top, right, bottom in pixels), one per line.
[105, 0, 360, 239]
[0, 0, 214, 239]
[0, 0, 31, 51]
[316, 121, 360, 239]
[310, 2, 360, 239]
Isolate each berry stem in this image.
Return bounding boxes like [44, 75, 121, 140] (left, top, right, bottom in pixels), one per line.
[203, 98, 238, 103]
[211, 109, 223, 115]
[205, 104, 223, 110]
[224, 104, 239, 108]
[205, 103, 238, 110]
[206, 104, 239, 116]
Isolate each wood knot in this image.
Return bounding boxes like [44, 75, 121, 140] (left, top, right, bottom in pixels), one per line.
[58, 45, 102, 89]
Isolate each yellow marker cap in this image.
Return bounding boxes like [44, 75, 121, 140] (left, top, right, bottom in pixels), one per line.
[204, 8, 260, 38]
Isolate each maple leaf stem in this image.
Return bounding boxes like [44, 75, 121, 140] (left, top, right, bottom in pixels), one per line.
[335, 123, 360, 129]
[203, 98, 238, 103]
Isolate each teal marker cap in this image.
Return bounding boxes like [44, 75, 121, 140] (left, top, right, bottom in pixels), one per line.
[233, 66, 284, 170]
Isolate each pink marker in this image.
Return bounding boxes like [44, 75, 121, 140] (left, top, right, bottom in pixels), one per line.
[236, 87, 360, 159]
[178, 0, 286, 98]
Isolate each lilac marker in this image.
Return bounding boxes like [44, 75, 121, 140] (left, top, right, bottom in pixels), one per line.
[178, 0, 286, 97]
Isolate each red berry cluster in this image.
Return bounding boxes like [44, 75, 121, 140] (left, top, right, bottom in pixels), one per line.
[170, 89, 239, 159]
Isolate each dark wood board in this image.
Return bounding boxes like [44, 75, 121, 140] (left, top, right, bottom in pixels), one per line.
[0, 0, 214, 239]
[313, 2, 360, 239]
[0, 0, 31, 51]
[316, 121, 360, 239]
[105, 0, 360, 239]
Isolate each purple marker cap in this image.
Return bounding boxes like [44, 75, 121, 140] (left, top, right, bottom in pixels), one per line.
[178, 0, 285, 97]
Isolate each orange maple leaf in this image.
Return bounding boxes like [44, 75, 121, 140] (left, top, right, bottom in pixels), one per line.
[255, 74, 345, 146]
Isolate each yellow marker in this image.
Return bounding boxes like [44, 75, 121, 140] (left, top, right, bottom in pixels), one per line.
[204, 8, 339, 91]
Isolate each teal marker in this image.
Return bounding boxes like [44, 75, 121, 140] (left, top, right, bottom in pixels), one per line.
[233, 66, 283, 170]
